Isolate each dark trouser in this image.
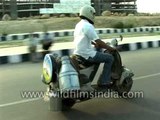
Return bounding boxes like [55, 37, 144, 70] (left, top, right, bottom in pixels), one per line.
[87, 52, 114, 85]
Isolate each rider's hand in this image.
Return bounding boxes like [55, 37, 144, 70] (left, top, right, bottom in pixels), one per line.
[92, 41, 99, 48]
[108, 47, 116, 53]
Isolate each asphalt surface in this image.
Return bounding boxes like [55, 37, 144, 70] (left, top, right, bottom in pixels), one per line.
[0, 48, 160, 120]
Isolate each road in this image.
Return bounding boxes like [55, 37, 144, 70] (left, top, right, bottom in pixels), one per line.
[0, 48, 160, 120]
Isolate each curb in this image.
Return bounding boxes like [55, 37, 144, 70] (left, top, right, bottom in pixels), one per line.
[0, 26, 160, 41]
[0, 40, 160, 65]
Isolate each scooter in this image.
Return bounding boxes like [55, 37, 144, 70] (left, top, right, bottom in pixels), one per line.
[41, 35, 134, 111]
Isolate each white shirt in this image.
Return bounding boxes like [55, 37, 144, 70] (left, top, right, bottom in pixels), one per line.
[73, 19, 99, 59]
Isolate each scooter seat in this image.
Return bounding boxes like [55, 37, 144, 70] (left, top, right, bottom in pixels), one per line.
[70, 55, 94, 70]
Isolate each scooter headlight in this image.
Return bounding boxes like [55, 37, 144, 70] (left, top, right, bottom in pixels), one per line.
[111, 38, 118, 47]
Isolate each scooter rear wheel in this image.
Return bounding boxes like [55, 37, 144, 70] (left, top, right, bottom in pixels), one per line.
[62, 98, 76, 111]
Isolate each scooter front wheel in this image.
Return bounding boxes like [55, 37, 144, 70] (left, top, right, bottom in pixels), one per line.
[115, 77, 133, 97]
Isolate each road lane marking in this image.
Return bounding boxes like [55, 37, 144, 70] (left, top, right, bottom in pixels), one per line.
[0, 72, 160, 108]
[0, 98, 40, 108]
[134, 72, 160, 80]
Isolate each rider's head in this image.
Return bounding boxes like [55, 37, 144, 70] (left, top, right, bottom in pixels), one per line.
[79, 5, 96, 25]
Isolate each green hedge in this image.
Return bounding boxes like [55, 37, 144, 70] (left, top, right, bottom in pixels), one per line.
[0, 16, 160, 34]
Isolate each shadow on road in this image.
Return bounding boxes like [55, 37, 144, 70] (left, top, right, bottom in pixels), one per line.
[46, 97, 160, 120]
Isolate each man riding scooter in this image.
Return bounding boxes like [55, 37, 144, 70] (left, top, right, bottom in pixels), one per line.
[73, 5, 116, 90]
[41, 6, 134, 111]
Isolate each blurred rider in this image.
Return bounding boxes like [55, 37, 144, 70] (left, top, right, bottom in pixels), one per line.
[73, 5, 115, 89]
[28, 33, 39, 62]
[42, 32, 53, 57]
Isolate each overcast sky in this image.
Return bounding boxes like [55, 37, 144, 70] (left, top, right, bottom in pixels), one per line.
[137, 0, 160, 13]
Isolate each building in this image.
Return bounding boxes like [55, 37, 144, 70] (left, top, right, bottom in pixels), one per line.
[92, 0, 137, 15]
[0, 0, 137, 19]
[0, 0, 60, 19]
